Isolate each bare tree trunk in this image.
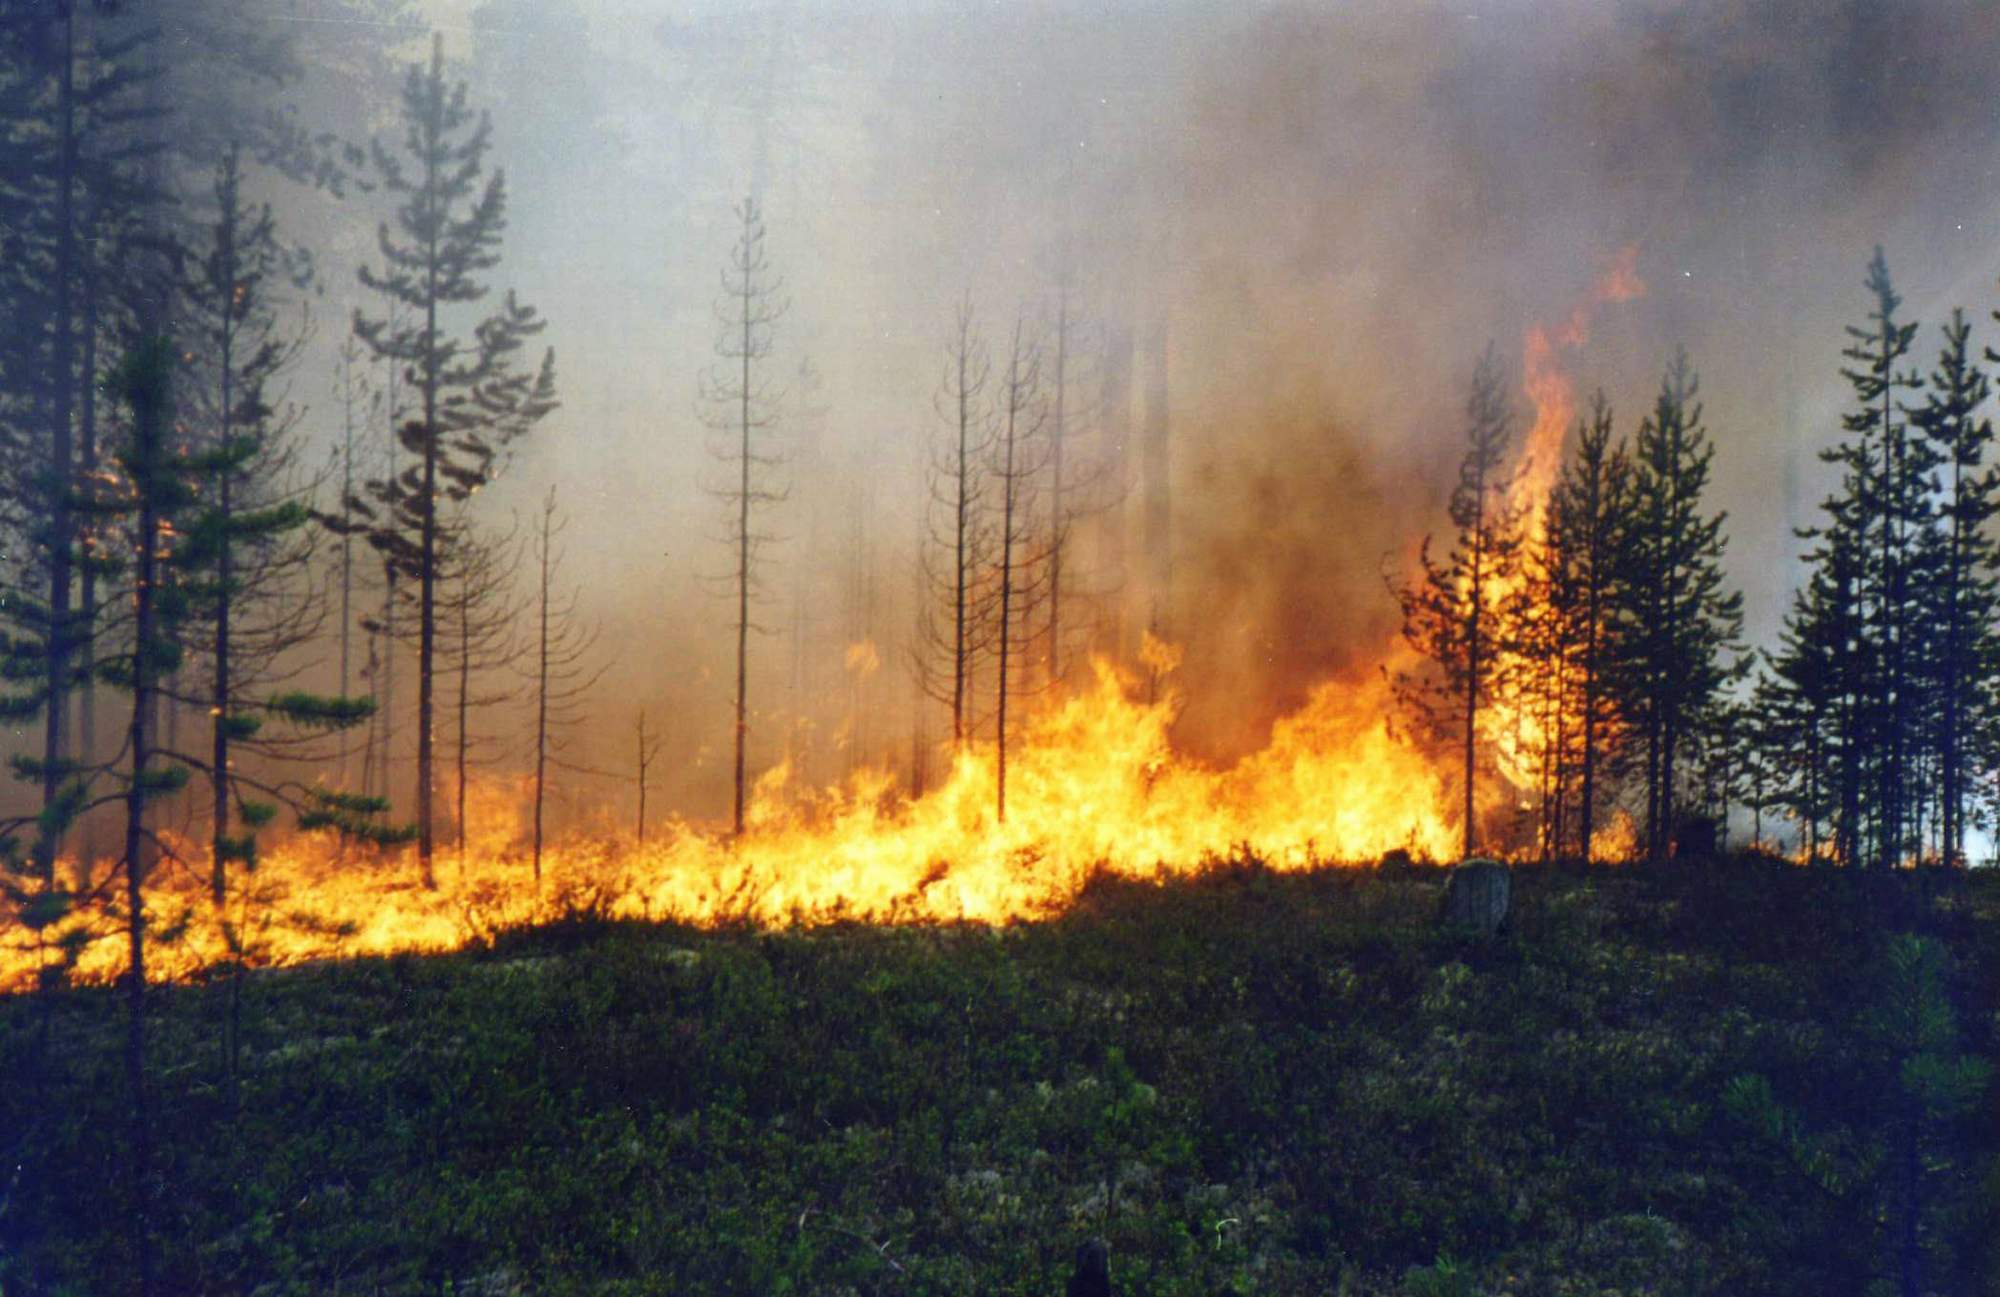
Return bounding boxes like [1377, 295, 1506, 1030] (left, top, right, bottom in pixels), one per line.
[734, 267, 751, 839]
[534, 502, 552, 880]
[122, 348, 169, 1297]
[40, 2, 78, 890]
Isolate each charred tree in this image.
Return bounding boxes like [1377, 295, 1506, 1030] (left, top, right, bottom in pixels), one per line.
[992, 316, 1052, 823]
[522, 488, 602, 879]
[699, 195, 786, 839]
[916, 296, 995, 747]
[439, 511, 522, 863]
[635, 708, 662, 844]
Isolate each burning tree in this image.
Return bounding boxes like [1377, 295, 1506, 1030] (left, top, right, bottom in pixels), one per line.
[343, 33, 559, 884]
[1395, 344, 1519, 859]
[699, 195, 787, 839]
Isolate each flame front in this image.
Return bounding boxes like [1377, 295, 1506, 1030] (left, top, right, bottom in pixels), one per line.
[2, 646, 1461, 991]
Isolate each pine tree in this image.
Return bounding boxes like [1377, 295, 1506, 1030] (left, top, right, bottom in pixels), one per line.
[916, 295, 995, 747]
[699, 195, 785, 839]
[175, 142, 318, 907]
[1916, 310, 2000, 865]
[1395, 344, 1518, 859]
[992, 315, 1051, 823]
[342, 33, 558, 884]
[439, 511, 522, 864]
[1554, 392, 1630, 858]
[1611, 350, 1743, 859]
[523, 488, 602, 880]
[1835, 249, 1932, 865]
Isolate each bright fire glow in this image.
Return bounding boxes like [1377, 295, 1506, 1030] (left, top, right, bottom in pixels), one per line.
[2, 258, 1654, 993]
[2, 644, 1463, 991]
[1489, 247, 1645, 789]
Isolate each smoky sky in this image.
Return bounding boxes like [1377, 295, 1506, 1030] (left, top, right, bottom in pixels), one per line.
[277, 0, 2000, 814]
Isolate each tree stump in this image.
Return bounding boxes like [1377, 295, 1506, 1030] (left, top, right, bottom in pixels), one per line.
[1439, 858, 1512, 937]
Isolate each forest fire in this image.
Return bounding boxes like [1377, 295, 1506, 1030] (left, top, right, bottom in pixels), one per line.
[0, 264, 1653, 996]
[1488, 248, 1646, 792]
[2, 644, 1464, 992]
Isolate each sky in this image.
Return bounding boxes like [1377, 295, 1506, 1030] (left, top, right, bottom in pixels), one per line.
[267, 0, 2000, 825]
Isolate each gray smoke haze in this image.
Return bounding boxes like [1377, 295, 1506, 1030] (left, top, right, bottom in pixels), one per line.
[284, 0, 2000, 824]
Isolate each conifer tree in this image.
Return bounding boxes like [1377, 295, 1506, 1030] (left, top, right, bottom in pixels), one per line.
[1395, 344, 1518, 858]
[439, 511, 522, 863]
[916, 296, 995, 747]
[1916, 310, 2000, 864]
[175, 142, 321, 907]
[1611, 350, 1743, 859]
[1553, 392, 1630, 858]
[1829, 249, 1932, 866]
[992, 316, 1050, 823]
[523, 488, 601, 880]
[699, 196, 785, 838]
[342, 33, 558, 883]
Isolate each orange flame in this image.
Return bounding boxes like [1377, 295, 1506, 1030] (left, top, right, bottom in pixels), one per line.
[1490, 247, 1645, 791]
[2, 647, 1466, 991]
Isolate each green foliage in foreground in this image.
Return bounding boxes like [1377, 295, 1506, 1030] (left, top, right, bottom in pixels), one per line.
[1, 858, 1994, 1296]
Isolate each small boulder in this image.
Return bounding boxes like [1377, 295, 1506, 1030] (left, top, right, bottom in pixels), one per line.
[1439, 858, 1512, 937]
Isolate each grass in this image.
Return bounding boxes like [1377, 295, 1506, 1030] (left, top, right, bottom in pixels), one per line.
[2, 855, 1995, 1295]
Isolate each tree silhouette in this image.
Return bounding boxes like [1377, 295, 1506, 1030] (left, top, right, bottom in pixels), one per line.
[1611, 350, 1743, 859]
[1918, 310, 2000, 864]
[1394, 344, 1518, 859]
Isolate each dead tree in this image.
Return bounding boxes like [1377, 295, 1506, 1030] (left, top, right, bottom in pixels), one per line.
[698, 195, 786, 838]
[635, 708, 662, 843]
[438, 509, 523, 863]
[992, 315, 1053, 823]
[916, 295, 996, 747]
[1039, 272, 1124, 688]
[523, 488, 603, 880]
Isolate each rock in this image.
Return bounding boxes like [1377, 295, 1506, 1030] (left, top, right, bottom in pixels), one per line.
[1066, 1238, 1111, 1297]
[1439, 858, 1511, 937]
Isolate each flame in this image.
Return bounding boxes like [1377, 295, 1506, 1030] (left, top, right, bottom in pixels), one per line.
[1508, 245, 1644, 539]
[1, 649, 1465, 991]
[0, 257, 1659, 993]
[1489, 247, 1645, 792]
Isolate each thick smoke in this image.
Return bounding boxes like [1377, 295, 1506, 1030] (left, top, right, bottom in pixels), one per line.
[304, 1, 2000, 820]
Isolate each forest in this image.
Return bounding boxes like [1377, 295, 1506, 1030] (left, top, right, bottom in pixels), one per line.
[0, 2, 1995, 1295]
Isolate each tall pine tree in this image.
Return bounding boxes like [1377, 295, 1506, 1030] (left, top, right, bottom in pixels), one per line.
[342, 33, 557, 884]
[1918, 309, 2000, 864]
[1612, 350, 1743, 859]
